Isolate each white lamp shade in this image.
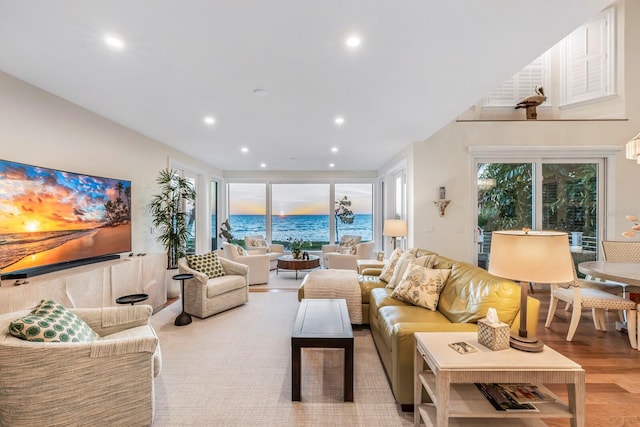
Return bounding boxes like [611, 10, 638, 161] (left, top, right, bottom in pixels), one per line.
[488, 230, 574, 284]
[383, 219, 407, 237]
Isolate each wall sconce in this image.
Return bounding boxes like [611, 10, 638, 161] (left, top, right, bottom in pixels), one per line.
[626, 133, 640, 164]
[434, 186, 451, 217]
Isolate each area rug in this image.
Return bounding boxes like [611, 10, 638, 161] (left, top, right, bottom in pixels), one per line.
[150, 291, 413, 426]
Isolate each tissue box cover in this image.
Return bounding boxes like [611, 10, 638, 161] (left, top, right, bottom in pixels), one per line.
[477, 317, 510, 351]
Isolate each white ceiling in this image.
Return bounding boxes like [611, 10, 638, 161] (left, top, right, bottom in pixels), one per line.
[0, 0, 613, 172]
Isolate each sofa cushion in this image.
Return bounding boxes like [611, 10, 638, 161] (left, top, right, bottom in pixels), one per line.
[379, 248, 403, 283]
[207, 275, 247, 298]
[391, 265, 451, 311]
[9, 300, 98, 343]
[437, 260, 521, 324]
[187, 252, 226, 278]
[386, 253, 437, 289]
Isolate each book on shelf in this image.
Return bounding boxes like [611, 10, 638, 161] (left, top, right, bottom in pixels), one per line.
[475, 383, 540, 412]
[498, 383, 556, 404]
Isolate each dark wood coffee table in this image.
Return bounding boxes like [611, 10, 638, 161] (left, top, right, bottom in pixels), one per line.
[277, 254, 320, 279]
[291, 298, 354, 402]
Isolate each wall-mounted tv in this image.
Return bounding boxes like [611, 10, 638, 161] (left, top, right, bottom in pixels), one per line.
[0, 159, 132, 279]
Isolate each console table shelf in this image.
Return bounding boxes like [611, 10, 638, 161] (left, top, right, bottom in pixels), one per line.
[414, 332, 585, 427]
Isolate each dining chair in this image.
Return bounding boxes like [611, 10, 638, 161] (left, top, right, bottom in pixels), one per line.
[545, 270, 637, 349]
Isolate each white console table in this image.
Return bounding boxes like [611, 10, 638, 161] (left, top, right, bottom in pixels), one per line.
[0, 254, 167, 314]
[414, 332, 585, 427]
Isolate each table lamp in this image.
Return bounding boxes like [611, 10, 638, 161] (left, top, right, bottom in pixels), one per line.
[383, 219, 407, 250]
[488, 229, 574, 352]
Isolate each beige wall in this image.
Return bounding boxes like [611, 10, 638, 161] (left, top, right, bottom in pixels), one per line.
[0, 71, 221, 256]
[409, 0, 640, 262]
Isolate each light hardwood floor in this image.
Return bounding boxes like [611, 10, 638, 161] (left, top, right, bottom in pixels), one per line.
[533, 285, 640, 427]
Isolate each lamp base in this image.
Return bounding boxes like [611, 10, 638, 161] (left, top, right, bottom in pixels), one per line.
[510, 332, 544, 352]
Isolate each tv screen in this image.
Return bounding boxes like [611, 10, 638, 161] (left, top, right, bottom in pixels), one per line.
[0, 159, 132, 277]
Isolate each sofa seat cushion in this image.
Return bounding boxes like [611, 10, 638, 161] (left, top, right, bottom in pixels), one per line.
[437, 261, 521, 325]
[359, 274, 388, 304]
[207, 275, 246, 298]
[370, 287, 411, 312]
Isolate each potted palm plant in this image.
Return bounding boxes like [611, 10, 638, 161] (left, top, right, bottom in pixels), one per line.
[148, 169, 196, 297]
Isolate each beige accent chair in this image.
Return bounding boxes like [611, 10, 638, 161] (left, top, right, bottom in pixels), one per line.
[0, 305, 161, 426]
[244, 235, 285, 270]
[221, 242, 270, 285]
[545, 272, 637, 349]
[178, 256, 249, 318]
[324, 239, 376, 270]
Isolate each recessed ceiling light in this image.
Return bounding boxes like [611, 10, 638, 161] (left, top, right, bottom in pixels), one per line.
[329, 163, 335, 168]
[331, 147, 338, 153]
[253, 88, 268, 96]
[203, 116, 215, 125]
[104, 34, 125, 50]
[241, 147, 249, 153]
[345, 35, 361, 48]
[260, 163, 267, 168]
[334, 117, 345, 125]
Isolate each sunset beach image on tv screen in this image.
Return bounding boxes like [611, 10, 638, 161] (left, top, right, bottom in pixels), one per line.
[0, 159, 132, 274]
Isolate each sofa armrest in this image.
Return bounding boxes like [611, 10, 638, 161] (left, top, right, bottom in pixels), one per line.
[326, 253, 358, 270]
[361, 267, 382, 276]
[90, 324, 159, 358]
[178, 258, 209, 284]
[219, 257, 250, 277]
[269, 243, 285, 254]
[322, 244, 339, 254]
[246, 248, 266, 255]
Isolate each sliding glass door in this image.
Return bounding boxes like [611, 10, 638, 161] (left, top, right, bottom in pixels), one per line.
[476, 160, 602, 272]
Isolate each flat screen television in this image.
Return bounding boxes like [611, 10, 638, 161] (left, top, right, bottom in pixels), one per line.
[0, 159, 132, 279]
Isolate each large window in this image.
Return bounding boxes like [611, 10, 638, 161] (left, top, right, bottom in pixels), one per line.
[228, 183, 266, 244]
[271, 184, 330, 249]
[476, 160, 601, 274]
[335, 183, 373, 243]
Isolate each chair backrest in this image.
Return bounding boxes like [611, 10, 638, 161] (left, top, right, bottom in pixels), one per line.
[222, 242, 245, 259]
[356, 241, 376, 259]
[601, 241, 640, 262]
[244, 235, 267, 248]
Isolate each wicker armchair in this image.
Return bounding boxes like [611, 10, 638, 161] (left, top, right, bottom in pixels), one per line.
[178, 256, 249, 318]
[0, 305, 161, 426]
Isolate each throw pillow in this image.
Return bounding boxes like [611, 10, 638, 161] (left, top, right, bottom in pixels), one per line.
[386, 253, 437, 289]
[186, 251, 226, 278]
[337, 236, 358, 255]
[391, 265, 452, 311]
[9, 299, 98, 343]
[379, 248, 403, 283]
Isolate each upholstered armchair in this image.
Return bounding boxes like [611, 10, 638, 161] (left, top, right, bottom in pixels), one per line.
[178, 256, 249, 317]
[0, 305, 161, 426]
[244, 235, 285, 270]
[221, 243, 270, 285]
[323, 239, 376, 270]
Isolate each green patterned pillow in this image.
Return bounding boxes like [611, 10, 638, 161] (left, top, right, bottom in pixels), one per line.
[9, 300, 98, 342]
[391, 265, 452, 311]
[186, 252, 225, 278]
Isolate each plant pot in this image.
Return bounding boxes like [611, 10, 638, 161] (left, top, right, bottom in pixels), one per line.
[166, 268, 181, 298]
[292, 251, 301, 260]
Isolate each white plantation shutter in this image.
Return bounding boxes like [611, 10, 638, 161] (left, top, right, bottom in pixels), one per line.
[484, 54, 549, 107]
[562, 8, 613, 105]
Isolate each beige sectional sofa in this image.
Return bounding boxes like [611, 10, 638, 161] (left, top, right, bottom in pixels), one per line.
[298, 248, 541, 408]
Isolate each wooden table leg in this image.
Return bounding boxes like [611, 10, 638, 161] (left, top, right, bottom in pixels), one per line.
[292, 340, 301, 401]
[344, 338, 354, 402]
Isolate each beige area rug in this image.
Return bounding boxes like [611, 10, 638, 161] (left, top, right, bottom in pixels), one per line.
[151, 291, 413, 426]
[249, 268, 310, 291]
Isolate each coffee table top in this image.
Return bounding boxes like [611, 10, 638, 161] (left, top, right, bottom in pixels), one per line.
[292, 299, 353, 339]
[278, 254, 320, 262]
[416, 332, 582, 371]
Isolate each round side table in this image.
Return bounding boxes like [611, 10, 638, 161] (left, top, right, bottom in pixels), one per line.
[172, 273, 194, 326]
[115, 293, 149, 305]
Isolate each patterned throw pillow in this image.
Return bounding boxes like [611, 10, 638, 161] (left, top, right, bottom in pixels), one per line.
[186, 252, 226, 278]
[391, 265, 452, 311]
[236, 245, 247, 256]
[379, 248, 403, 283]
[9, 299, 98, 343]
[337, 236, 358, 255]
[386, 253, 437, 289]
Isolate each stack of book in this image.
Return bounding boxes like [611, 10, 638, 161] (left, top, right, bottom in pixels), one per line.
[475, 383, 556, 412]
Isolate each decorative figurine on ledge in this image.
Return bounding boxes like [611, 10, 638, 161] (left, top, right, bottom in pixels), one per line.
[218, 219, 234, 243]
[515, 86, 546, 120]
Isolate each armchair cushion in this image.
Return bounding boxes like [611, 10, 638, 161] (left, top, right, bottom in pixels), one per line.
[338, 235, 361, 254]
[9, 300, 98, 343]
[186, 251, 225, 278]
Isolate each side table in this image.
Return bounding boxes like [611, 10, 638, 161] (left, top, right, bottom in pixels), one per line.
[172, 273, 194, 326]
[115, 293, 149, 305]
[414, 331, 585, 426]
